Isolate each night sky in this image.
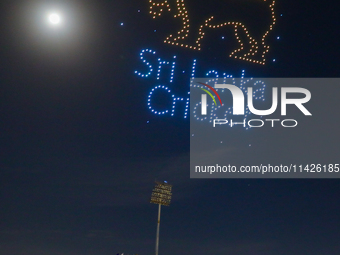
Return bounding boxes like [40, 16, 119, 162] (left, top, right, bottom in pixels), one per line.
[0, 0, 340, 254]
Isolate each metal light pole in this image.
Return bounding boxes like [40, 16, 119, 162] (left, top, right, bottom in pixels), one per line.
[150, 181, 172, 255]
[155, 203, 161, 255]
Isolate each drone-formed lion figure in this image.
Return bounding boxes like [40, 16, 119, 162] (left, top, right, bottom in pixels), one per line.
[148, 0, 276, 65]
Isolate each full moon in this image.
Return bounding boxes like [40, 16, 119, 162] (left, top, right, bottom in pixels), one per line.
[48, 13, 61, 24]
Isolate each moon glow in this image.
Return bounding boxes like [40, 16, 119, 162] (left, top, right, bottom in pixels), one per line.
[48, 13, 61, 24]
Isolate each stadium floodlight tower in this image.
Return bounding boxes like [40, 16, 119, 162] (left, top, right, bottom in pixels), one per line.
[150, 180, 172, 255]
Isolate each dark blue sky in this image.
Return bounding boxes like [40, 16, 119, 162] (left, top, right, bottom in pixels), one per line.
[0, 0, 339, 254]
